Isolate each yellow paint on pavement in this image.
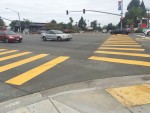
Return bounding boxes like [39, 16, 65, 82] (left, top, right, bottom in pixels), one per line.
[0, 54, 48, 72]
[0, 50, 18, 55]
[0, 49, 7, 51]
[106, 84, 150, 107]
[101, 45, 141, 47]
[104, 41, 137, 43]
[99, 47, 145, 51]
[89, 56, 150, 67]
[0, 52, 32, 61]
[107, 38, 134, 41]
[6, 56, 69, 85]
[94, 51, 150, 57]
[103, 43, 139, 45]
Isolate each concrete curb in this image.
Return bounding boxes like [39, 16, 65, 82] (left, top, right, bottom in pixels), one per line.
[0, 74, 150, 113]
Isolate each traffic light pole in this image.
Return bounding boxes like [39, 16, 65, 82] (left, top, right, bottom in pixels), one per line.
[121, 0, 123, 29]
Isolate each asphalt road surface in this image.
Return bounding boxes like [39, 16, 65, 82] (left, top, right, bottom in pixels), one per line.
[0, 32, 150, 102]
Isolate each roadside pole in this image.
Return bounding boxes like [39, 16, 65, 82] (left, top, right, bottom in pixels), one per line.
[121, 0, 123, 29]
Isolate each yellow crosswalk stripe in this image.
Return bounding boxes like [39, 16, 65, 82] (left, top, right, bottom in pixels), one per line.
[5, 56, 69, 85]
[99, 47, 145, 51]
[89, 56, 150, 67]
[0, 50, 18, 55]
[0, 49, 7, 51]
[103, 43, 139, 45]
[0, 54, 48, 72]
[0, 52, 32, 61]
[101, 45, 141, 47]
[94, 51, 150, 57]
[105, 41, 137, 43]
[107, 38, 134, 41]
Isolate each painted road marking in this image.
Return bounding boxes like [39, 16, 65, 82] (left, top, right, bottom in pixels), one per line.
[6, 56, 69, 85]
[99, 47, 145, 51]
[107, 38, 134, 41]
[0, 52, 32, 61]
[101, 45, 141, 47]
[94, 51, 150, 57]
[0, 54, 48, 72]
[103, 42, 139, 45]
[0, 49, 7, 51]
[0, 50, 18, 55]
[104, 41, 137, 43]
[89, 56, 150, 67]
[106, 84, 150, 107]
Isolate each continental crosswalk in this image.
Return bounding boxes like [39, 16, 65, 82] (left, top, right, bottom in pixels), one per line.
[0, 49, 69, 85]
[89, 34, 150, 67]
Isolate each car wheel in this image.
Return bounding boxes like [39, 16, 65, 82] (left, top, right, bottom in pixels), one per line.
[57, 37, 62, 41]
[148, 31, 150, 36]
[42, 36, 47, 41]
[18, 40, 22, 43]
[5, 39, 9, 43]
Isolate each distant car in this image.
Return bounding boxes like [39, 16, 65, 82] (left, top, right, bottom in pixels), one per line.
[41, 30, 72, 41]
[102, 29, 107, 33]
[144, 28, 150, 36]
[0, 30, 22, 43]
[63, 29, 72, 33]
[110, 29, 129, 35]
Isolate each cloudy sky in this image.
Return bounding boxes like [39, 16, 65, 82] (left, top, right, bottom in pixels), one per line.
[0, 0, 150, 26]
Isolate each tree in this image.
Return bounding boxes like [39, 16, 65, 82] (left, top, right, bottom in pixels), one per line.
[78, 17, 87, 30]
[46, 20, 57, 30]
[123, 0, 146, 27]
[9, 20, 18, 31]
[140, 1, 146, 17]
[91, 20, 97, 29]
[127, 0, 140, 10]
[107, 23, 116, 31]
[0, 18, 5, 26]
[51, 20, 57, 24]
[23, 19, 31, 28]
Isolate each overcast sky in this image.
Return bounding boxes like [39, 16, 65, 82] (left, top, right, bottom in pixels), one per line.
[0, 0, 150, 26]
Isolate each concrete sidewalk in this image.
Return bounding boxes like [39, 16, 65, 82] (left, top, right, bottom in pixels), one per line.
[0, 74, 150, 113]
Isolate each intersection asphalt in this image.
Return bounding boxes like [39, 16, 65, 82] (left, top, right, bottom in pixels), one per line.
[0, 32, 150, 103]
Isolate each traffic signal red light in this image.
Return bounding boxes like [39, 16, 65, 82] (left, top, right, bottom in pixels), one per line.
[66, 10, 69, 15]
[83, 9, 85, 14]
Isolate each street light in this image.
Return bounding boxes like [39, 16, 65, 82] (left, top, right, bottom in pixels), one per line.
[6, 8, 21, 32]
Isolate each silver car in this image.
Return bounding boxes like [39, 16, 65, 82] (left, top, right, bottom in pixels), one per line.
[41, 30, 72, 41]
[144, 28, 150, 36]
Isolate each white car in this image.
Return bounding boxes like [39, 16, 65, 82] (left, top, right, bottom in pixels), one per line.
[144, 28, 150, 36]
[41, 30, 72, 41]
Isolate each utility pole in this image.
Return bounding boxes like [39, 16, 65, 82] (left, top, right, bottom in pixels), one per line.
[148, 8, 150, 28]
[121, 0, 123, 29]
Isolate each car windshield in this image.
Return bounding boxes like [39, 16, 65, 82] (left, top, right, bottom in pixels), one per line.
[5, 31, 16, 35]
[53, 30, 63, 34]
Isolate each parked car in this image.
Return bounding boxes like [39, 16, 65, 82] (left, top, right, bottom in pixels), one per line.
[110, 29, 129, 35]
[0, 30, 22, 43]
[102, 29, 107, 33]
[41, 30, 72, 41]
[144, 28, 150, 36]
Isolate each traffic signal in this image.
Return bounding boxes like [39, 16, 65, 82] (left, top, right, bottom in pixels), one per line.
[66, 10, 69, 15]
[83, 9, 85, 14]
